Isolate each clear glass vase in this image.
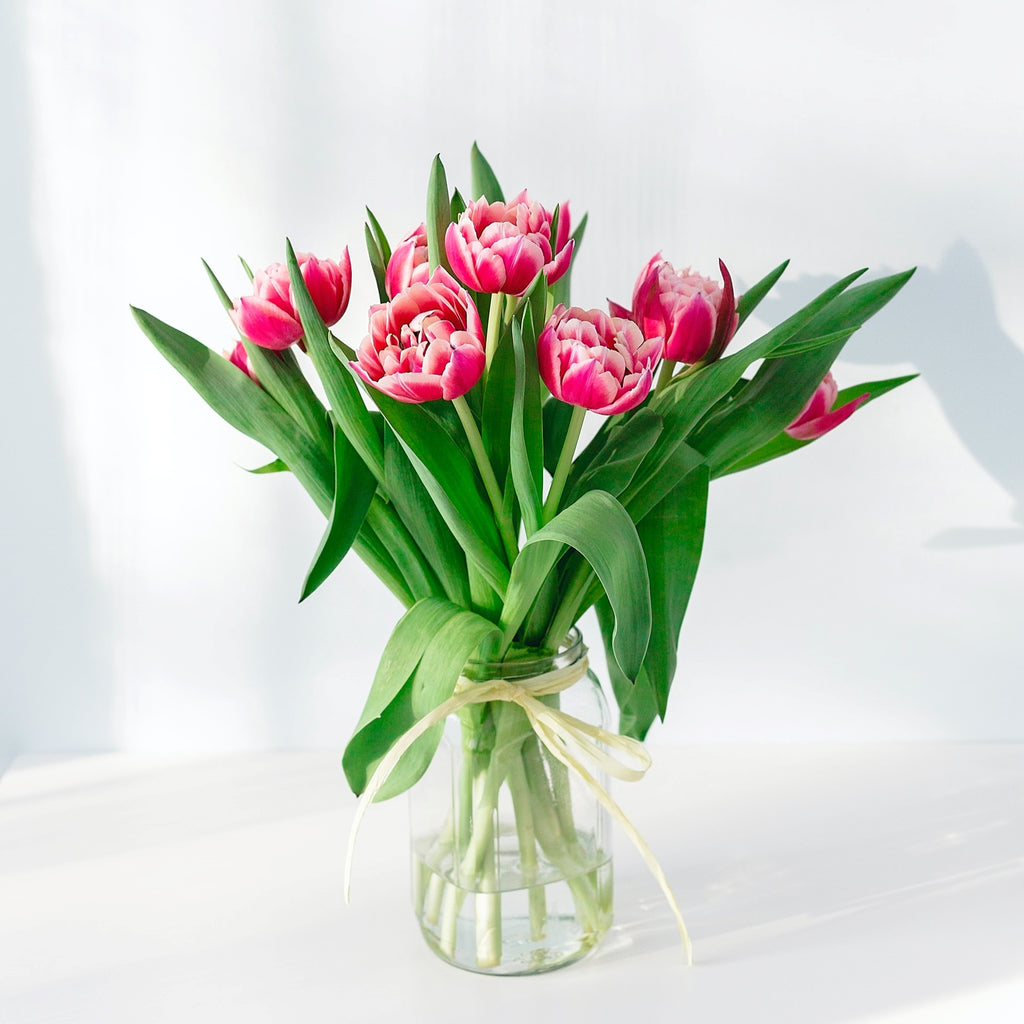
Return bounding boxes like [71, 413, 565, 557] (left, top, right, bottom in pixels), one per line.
[409, 629, 613, 974]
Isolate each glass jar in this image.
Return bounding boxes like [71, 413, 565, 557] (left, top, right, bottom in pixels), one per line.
[409, 629, 613, 974]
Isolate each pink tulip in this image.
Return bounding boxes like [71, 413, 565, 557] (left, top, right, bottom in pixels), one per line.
[231, 250, 352, 350]
[613, 255, 738, 365]
[351, 267, 486, 403]
[385, 224, 430, 299]
[444, 190, 574, 296]
[225, 341, 259, 385]
[784, 373, 869, 440]
[538, 305, 664, 416]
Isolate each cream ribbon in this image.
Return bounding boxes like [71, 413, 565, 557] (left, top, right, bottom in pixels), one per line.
[344, 655, 693, 965]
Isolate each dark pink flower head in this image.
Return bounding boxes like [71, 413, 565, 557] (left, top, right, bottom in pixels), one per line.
[444, 189, 574, 296]
[231, 250, 352, 350]
[225, 341, 259, 385]
[351, 267, 486, 404]
[784, 372, 870, 441]
[538, 305, 664, 416]
[615, 254, 738, 365]
[385, 224, 430, 299]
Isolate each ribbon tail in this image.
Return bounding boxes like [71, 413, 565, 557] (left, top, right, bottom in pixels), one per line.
[527, 709, 694, 965]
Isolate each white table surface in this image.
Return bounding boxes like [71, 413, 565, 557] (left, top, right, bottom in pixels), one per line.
[1, 744, 1022, 1023]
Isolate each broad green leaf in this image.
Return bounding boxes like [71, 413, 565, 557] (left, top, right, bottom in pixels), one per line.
[342, 599, 499, 798]
[481, 318, 516, 490]
[425, 155, 452, 273]
[365, 206, 392, 266]
[244, 458, 289, 474]
[470, 142, 504, 202]
[450, 188, 467, 222]
[286, 239, 386, 486]
[717, 374, 918, 477]
[500, 490, 651, 680]
[735, 259, 789, 328]
[201, 258, 233, 312]
[383, 431, 470, 606]
[300, 416, 377, 601]
[766, 326, 857, 358]
[365, 498, 443, 603]
[131, 306, 334, 515]
[242, 342, 332, 451]
[636, 464, 709, 720]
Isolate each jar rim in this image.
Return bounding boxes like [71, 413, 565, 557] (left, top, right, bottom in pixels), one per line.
[463, 627, 586, 681]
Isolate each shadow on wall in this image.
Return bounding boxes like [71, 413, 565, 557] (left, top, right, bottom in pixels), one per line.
[0, 1, 114, 772]
[758, 242, 1024, 548]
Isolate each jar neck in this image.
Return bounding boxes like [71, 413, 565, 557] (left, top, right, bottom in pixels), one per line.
[462, 628, 586, 683]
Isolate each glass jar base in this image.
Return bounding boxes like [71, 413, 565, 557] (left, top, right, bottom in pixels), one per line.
[414, 857, 613, 976]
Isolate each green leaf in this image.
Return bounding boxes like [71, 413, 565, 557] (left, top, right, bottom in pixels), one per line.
[735, 259, 789, 328]
[500, 490, 651, 680]
[510, 317, 544, 536]
[450, 188, 467, 223]
[364, 222, 388, 304]
[238, 256, 254, 282]
[542, 398, 576, 475]
[383, 431, 470, 606]
[370, 392, 510, 598]
[549, 212, 588, 309]
[425, 155, 452, 273]
[300, 415, 377, 601]
[767, 326, 857, 358]
[131, 306, 334, 515]
[201, 258, 234, 313]
[480, 317, 516, 491]
[241, 342, 333, 452]
[364, 498, 443, 603]
[635, 463, 709, 720]
[285, 239, 386, 486]
[343, 599, 500, 799]
[470, 142, 504, 202]
[595, 598, 660, 740]
[244, 458, 289, 474]
[564, 409, 662, 504]
[365, 206, 392, 266]
[717, 373, 918, 477]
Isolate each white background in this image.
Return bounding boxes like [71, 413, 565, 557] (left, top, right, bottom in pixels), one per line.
[3, 0, 1023, 764]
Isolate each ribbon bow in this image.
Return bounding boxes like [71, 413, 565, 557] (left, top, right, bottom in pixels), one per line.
[345, 655, 693, 965]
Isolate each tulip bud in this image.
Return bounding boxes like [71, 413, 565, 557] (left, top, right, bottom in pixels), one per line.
[625, 255, 738, 365]
[538, 305, 664, 416]
[351, 267, 486, 403]
[231, 250, 352, 350]
[444, 190, 574, 296]
[784, 372, 869, 440]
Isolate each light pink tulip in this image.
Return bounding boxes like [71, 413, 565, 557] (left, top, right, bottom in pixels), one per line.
[385, 224, 430, 299]
[444, 190, 573, 296]
[231, 250, 352, 350]
[538, 305, 664, 416]
[612, 255, 737, 365]
[225, 341, 259, 385]
[351, 267, 486, 403]
[784, 373, 869, 440]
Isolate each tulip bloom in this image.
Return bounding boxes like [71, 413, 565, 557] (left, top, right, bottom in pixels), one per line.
[352, 267, 486, 403]
[445, 190, 573, 296]
[538, 305, 664, 416]
[784, 373, 869, 440]
[613, 255, 737, 365]
[385, 224, 430, 299]
[231, 250, 352, 350]
[225, 341, 259, 385]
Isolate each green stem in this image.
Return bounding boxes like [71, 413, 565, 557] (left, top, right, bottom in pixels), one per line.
[485, 293, 503, 373]
[452, 395, 519, 564]
[507, 746, 546, 941]
[541, 404, 586, 525]
[655, 358, 677, 394]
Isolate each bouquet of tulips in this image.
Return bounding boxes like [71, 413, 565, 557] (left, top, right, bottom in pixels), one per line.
[133, 144, 913, 968]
